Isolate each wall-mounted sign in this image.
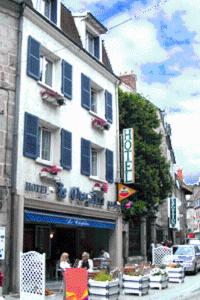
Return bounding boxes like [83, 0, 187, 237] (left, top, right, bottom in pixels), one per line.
[70, 187, 104, 207]
[0, 227, 5, 260]
[123, 128, 135, 184]
[25, 182, 47, 194]
[118, 183, 136, 202]
[169, 197, 177, 228]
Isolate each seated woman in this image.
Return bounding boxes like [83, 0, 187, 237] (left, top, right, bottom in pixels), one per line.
[77, 252, 93, 271]
[60, 252, 71, 269]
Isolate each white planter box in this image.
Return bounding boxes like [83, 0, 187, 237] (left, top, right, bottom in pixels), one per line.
[122, 275, 149, 296]
[89, 279, 119, 299]
[166, 267, 184, 283]
[149, 275, 168, 290]
[39, 172, 60, 182]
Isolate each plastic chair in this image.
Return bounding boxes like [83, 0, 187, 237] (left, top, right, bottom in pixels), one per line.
[55, 260, 62, 280]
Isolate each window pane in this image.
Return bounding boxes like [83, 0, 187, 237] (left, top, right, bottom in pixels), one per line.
[91, 90, 97, 113]
[41, 129, 51, 161]
[91, 149, 98, 176]
[44, 0, 51, 18]
[40, 56, 43, 81]
[87, 33, 94, 55]
[45, 59, 53, 86]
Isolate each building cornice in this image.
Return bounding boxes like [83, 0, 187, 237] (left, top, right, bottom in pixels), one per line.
[24, 197, 118, 221]
[23, 6, 120, 84]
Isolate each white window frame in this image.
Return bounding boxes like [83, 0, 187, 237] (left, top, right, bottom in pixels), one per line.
[91, 88, 98, 113]
[86, 31, 95, 56]
[91, 148, 99, 177]
[40, 56, 54, 88]
[42, 0, 52, 20]
[39, 127, 53, 163]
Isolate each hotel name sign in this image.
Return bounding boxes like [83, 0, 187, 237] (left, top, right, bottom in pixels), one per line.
[123, 128, 135, 184]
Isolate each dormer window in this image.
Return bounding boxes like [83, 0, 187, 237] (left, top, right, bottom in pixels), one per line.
[44, 0, 52, 19]
[41, 0, 57, 24]
[86, 31, 100, 59]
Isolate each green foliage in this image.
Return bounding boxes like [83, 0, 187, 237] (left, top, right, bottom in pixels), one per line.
[119, 89, 173, 218]
[94, 271, 113, 281]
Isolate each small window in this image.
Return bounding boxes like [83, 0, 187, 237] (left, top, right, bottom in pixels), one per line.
[91, 89, 97, 113]
[40, 56, 53, 87]
[43, 0, 52, 19]
[87, 32, 95, 55]
[91, 149, 98, 177]
[39, 128, 51, 161]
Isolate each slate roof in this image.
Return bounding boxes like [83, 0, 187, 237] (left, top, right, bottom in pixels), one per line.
[102, 41, 113, 73]
[61, 4, 82, 47]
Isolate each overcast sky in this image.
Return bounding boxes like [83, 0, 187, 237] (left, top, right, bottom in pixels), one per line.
[62, 0, 200, 184]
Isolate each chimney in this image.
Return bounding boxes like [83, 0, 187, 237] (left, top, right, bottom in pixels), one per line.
[119, 72, 137, 92]
[177, 168, 184, 181]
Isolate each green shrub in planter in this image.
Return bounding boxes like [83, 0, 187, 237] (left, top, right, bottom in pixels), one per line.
[94, 271, 112, 281]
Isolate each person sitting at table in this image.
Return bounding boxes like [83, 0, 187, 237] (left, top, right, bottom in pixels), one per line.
[78, 252, 93, 271]
[60, 252, 71, 269]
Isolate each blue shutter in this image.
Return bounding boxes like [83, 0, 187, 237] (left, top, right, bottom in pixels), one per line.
[23, 112, 39, 159]
[106, 149, 113, 183]
[60, 129, 72, 170]
[81, 138, 91, 176]
[105, 90, 113, 124]
[51, 0, 57, 24]
[94, 36, 100, 59]
[27, 36, 40, 80]
[61, 60, 72, 99]
[81, 73, 91, 110]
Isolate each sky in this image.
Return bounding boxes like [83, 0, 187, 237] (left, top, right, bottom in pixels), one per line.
[62, 0, 200, 184]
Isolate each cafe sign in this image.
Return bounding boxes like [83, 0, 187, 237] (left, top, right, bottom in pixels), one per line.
[169, 197, 177, 228]
[123, 128, 134, 184]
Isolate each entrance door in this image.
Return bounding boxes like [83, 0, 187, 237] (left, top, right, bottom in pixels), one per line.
[52, 228, 77, 265]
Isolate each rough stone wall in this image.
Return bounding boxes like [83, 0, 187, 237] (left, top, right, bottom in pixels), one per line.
[0, 2, 19, 292]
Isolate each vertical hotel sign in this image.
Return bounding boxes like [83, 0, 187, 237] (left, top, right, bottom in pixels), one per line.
[123, 128, 135, 184]
[169, 197, 177, 228]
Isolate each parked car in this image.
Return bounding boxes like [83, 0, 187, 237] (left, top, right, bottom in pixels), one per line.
[172, 245, 200, 274]
[187, 239, 200, 246]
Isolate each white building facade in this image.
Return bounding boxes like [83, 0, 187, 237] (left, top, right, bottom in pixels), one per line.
[11, 0, 122, 291]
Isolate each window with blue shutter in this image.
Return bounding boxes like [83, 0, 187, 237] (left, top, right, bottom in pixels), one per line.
[105, 90, 113, 124]
[51, 0, 57, 24]
[23, 112, 39, 159]
[94, 36, 100, 59]
[27, 36, 40, 80]
[61, 60, 72, 99]
[106, 149, 113, 183]
[60, 129, 72, 170]
[81, 138, 91, 176]
[81, 73, 91, 110]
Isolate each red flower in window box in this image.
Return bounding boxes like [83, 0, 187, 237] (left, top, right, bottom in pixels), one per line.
[40, 88, 65, 106]
[93, 182, 109, 193]
[41, 165, 62, 175]
[101, 182, 109, 193]
[92, 117, 110, 131]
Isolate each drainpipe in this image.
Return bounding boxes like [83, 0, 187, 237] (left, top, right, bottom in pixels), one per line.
[115, 80, 121, 183]
[10, 2, 24, 292]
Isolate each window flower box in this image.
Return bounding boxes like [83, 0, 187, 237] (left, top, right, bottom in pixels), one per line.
[89, 278, 120, 300]
[166, 264, 185, 283]
[40, 88, 65, 106]
[39, 165, 62, 182]
[122, 274, 149, 296]
[92, 117, 110, 131]
[93, 182, 109, 193]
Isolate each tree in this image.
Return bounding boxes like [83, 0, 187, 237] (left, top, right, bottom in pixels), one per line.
[119, 89, 172, 219]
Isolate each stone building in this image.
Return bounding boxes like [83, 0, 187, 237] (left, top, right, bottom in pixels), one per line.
[0, 0, 21, 292]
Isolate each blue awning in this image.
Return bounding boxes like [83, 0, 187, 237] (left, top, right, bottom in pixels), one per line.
[24, 210, 115, 230]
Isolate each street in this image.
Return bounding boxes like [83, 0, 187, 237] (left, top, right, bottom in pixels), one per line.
[4, 272, 200, 300]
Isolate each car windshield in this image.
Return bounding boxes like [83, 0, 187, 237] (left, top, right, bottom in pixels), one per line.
[173, 246, 194, 255]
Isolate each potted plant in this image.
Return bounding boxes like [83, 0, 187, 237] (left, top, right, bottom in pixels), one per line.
[166, 263, 185, 283]
[89, 271, 120, 299]
[40, 89, 65, 106]
[149, 267, 168, 290]
[39, 165, 62, 181]
[122, 265, 149, 296]
[92, 118, 110, 131]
